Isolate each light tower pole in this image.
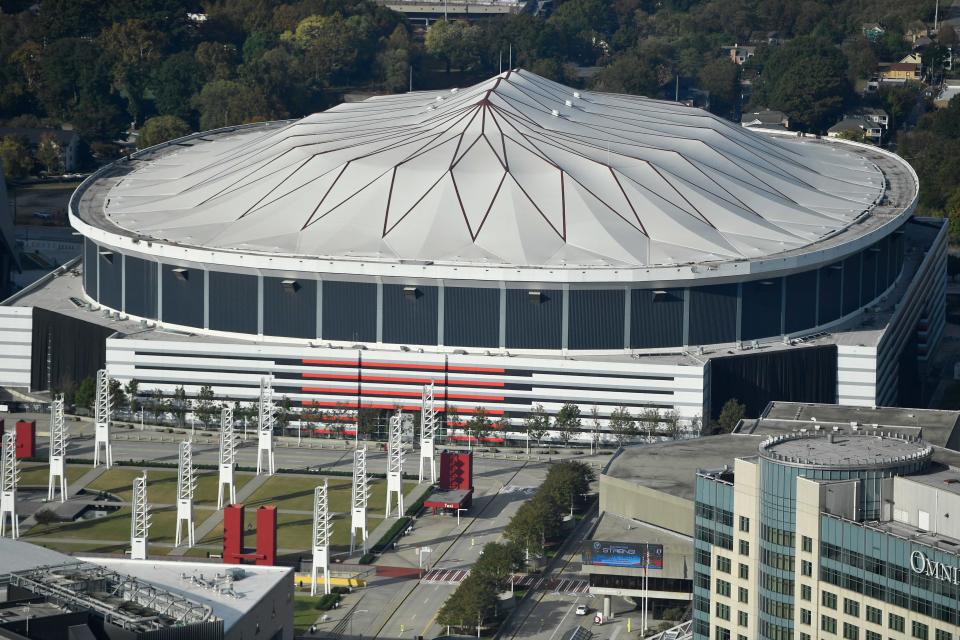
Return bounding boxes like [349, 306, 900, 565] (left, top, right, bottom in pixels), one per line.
[350, 446, 369, 555]
[418, 383, 437, 483]
[130, 471, 151, 559]
[311, 480, 331, 596]
[175, 440, 197, 547]
[386, 409, 405, 517]
[93, 369, 113, 468]
[256, 377, 276, 475]
[48, 393, 69, 502]
[218, 406, 238, 508]
[0, 432, 19, 539]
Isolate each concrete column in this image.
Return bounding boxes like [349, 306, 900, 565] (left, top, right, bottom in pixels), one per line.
[603, 595, 612, 619]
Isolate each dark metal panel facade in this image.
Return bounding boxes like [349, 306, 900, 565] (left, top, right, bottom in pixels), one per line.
[841, 254, 862, 316]
[689, 284, 737, 345]
[83, 238, 97, 300]
[569, 289, 624, 350]
[263, 276, 317, 339]
[505, 288, 562, 349]
[861, 246, 879, 304]
[740, 278, 782, 341]
[97, 250, 122, 311]
[630, 288, 683, 348]
[382, 284, 439, 345]
[209, 271, 258, 334]
[124, 255, 158, 319]
[784, 271, 817, 334]
[322, 280, 377, 342]
[877, 236, 892, 290]
[817, 262, 843, 325]
[161, 263, 204, 327]
[444, 286, 500, 348]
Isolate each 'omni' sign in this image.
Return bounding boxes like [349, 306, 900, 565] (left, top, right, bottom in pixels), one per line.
[911, 550, 960, 585]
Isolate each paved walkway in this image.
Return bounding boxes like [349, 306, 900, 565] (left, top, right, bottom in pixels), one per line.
[167, 472, 271, 555]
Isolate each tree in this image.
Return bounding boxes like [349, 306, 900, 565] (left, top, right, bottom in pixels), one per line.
[444, 406, 461, 442]
[283, 13, 368, 83]
[378, 25, 411, 93]
[522, 403, 550, 445]
[504, 493, 562, 558]
[357, 407, 380, 440]
[468, 407, 493, 445]
[542, 460, 595, 516]
[472, 542, 524, 590]
[276, 395, 292, 434]
[151, 388, 166, 421]
[125, 379, 140, 414]
[75, 376, 96, 411]
[99, 19, 164, 124]
[589, 406, 602, 450]
[750, 37, 851, 132]
[662, 408, 682, 440]
[424, 20, 484, 73]
[148, 52, 204, 120]
[698, 57, 739, 116]
[325, 402, 351, 439]
[195, 385, 217, 429]
[109, 378, 127, 413]
[554, 402, 581, 447]
[0, 135, 31, 179]
[192, 80, 270, 131]
[35, 133, 61, 174]
[717, 398, 746, 434]
[592, 54, 661, 96]
[608, 405, 636, 446]
[171, 385, 188, 428]
[138, 115, 191, 149]
[195, 41, 238, 82]
[436, 573, 499, 631]
[637, 407, 661, 439]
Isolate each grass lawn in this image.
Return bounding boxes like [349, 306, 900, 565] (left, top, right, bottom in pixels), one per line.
[81, 468, 254, 506]
[240, 510, 383, 552]
[27, 505, 132, 541]
[293, 595, 327, 632]
[245, 475, 416, 513]
[19, 463, 88, 487]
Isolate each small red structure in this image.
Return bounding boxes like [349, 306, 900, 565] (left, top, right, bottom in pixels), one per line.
[15, 420, 36, 459]
[425, 450, 474, 513]
[222, 503, 278, 566]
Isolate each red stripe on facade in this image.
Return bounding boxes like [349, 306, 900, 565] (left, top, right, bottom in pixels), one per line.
[448, 365, 505, 373]
[303, 372, 360, 380]
[302, 358, 360, 366]
[360, 361, 445, 371]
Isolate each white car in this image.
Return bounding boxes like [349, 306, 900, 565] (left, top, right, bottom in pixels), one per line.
[575, 604, 589, 616]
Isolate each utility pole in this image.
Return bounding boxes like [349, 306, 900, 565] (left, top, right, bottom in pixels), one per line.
[386, 409, 405, 517]
[311, 480, 331, 596]
[218, 406, 238, 508]
[350, 446, 369, 555]
[175, 440, 197, 547]
[93, 369, 113, 468]
[48, 394, 68, 502]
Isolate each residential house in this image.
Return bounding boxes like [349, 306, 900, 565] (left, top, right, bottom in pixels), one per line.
[827, 116, 883, 143]
[721, 43, 756, 65]
[862, 23, 885, 41]
[900, 53, 922, 65]
[855, 107, 890, 128]
[0, 127, 81, 173]
[878, 62, 922, 82]
[740, 109, 790, 130]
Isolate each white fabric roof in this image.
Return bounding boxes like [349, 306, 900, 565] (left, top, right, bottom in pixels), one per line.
[104, 70, 885, 268]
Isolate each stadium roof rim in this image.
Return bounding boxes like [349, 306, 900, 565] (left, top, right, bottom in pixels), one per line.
[70, 70, 918, 284]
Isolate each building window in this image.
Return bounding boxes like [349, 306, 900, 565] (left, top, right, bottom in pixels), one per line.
[822, 591, 837, 609]
[717, 555, 731, 573]
[866, 632, 881, 640]
[800, 584, 812, 601]
[714, 628, 730, 640]
[801, 609, 811, 625]
[913, 622, 929, 640]
[717, 579, 731, 597]
[843, 622, 859, 640]
[936, 631, 953, 640]
[843, 598, 859, 617]
[738, 611, 748, 627]
[801, 535, 813, 552]
[889, 614, 905, 633]
[716, 603, 730, 621]
[738, 587, 748, 604]
[822, 615, 837, 634]
[739, 516, 750, 533]
[738, 563, 749, 580]
[739, 540, 750, 556]
[865, 606, 881, 625]
[738, 636, 748, 640]
[801, 634, 812, 640]
[801, 560, 813, 577]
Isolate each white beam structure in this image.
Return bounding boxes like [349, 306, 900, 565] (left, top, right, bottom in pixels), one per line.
[349, 446, 369, 555]
[174, 440, 197, 547]
[217, 406, 238, 508]
[418, 383, 438, 484]
[131, 471, 151, 560]
[48, 393, 69, 502]
[0, 432, 19, 539]
[256, 378, 276, 476]
[93, 369, 113, 468]
[386, 409, 405, 518]
[310, 480, 331, 596]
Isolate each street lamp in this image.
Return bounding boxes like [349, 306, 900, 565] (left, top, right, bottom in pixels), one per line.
[456, 507, 467, 527]
[467, 428, 473, 452]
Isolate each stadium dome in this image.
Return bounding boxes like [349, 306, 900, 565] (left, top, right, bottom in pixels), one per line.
[103, 70, 884, 270]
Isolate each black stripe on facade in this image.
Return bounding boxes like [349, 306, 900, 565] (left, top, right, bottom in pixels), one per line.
[505, 288, 562, 349]
[689, 284, 737, 345]
[124, 256, 158, 320]
[322, 280, 376, 342]
[161, 263, 204, 327]
[631, 288, 683, 349]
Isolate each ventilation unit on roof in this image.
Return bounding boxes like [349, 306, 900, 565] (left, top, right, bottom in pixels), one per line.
[172, 267, 189, 281]
[403, 286, 419, 299]
[281, 279, 300, 293]
[528, 290, 543, 303]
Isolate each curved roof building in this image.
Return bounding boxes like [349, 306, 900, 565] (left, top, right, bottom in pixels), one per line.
[69, 69, 919, 358]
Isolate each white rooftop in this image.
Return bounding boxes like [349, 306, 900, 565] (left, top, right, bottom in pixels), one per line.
[100, 70, 887, 269]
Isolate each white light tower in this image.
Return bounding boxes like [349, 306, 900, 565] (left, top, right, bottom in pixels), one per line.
[256, 378, 276, 475]
[93, 369, 113, 468]
[418, 383, 437, 483]
[48, 393, 69, 502]
[130, 471, 151, 559]
[217, 406, 238, 508]
[0, 432, 19, 539]
[349, 446, 369, 555]
[175, 440, 197, 547]
[386, 409, 405, 517]
[311, 480, 332, 596]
